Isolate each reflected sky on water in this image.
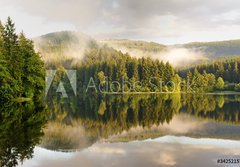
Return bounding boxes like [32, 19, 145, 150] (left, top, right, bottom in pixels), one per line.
[2, 94, 240, 167]
[20, 136, 240, 167]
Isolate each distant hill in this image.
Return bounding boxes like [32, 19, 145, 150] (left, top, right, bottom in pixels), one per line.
[183, 39, 240, 58]
[33, 31, 240, 68]
[100, 39, 167, 52]
[101, 38, 240, 58]
[100, 39, 207, 67]
[33, 31, 97, 64]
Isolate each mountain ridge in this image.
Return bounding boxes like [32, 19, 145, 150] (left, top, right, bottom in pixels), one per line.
[32, 31, 240, 67]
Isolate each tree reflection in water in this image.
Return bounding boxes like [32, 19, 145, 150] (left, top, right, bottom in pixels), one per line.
[0, 101, 47, 167]
[43, 94, 240, 150]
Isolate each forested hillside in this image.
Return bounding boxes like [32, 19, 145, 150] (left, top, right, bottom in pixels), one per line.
[35, 32, 180, 93]
[36, 31, 240, 94]
[35, 31, 240, 67]
[101, 39, 240, 59]
[183, 40, 240, 58]
[100, 39, 167, 52]
[180, 57, 240, 83]
[34, 31, 96, 65]
[179, 57, 240, 92]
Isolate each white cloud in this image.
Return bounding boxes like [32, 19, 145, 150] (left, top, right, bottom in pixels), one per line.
[1, 0, 240, 44]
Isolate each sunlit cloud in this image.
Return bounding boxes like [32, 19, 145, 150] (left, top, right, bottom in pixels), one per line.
[1, 0, 240, 44]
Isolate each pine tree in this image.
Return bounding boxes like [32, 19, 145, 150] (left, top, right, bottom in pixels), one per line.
[233, 62, 239, 83]
[0, 20, 14, 100]
[216, 62, 224, 77]
[126, 57, 138, 81]
[165, 62, 175, 81]
[0, 52, 14, 101]
[157, 61, 165, 79]
[2, 17, 19, 77]
[141, 58, 152, 89]
[18, 32, 45, 98]
[2, 17, 24, 96]
[216, 77, 225, 90]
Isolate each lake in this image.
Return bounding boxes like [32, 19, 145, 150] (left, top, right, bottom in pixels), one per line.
[1, 94, 240, 167]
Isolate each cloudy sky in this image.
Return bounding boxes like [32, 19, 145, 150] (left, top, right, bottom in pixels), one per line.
[1, 0, 240, 44]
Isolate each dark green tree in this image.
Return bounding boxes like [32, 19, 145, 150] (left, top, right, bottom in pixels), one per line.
[0, 17, 45, 100]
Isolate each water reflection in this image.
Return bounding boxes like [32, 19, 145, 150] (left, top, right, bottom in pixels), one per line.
[0, 101, 47, 167]
[0, 94, 238, 167]
[20, 136, 240, 167]
[42, 94, 240, 151]
[183, 94, 240, 123]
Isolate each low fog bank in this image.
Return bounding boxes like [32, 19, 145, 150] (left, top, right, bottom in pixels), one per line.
[160, 47, 208, 67]
[33, 31, 208, 68]
[103, 42, 208, 68]
[33, 31, 97, 64]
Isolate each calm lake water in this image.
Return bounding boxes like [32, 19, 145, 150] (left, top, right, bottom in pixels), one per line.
[1, 94, 240, 167]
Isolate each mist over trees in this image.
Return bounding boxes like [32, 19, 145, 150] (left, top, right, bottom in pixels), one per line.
[37, 31, 240, 94]
[1, 18, 240, 101]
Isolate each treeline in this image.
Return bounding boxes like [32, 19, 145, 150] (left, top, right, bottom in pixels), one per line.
[184, 69, 225, 92]
[181, 57, 240, 82]
[45, 33, 240, 94]
[49, 44, 232, 93]
[39, 31, 240, 94]
[0, 17, 45, 101]
[79, 46, 181, 92]
[46, 45, 181, 94]
[180, 57, 240, 91]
